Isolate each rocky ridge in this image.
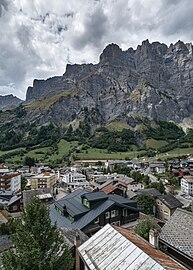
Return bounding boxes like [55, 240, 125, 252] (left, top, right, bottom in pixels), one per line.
[8, 40, 193, 129]
[0, 94, 23, 110]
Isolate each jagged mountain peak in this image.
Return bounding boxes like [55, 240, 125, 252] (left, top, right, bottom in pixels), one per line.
[22, 39, 193, 129]
[0, 94, 23, 110]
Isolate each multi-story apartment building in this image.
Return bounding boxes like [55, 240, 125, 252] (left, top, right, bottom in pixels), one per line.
[181, 176, 193, 196]
[30, 172, 56, 189]
[0, 164, 21, 192]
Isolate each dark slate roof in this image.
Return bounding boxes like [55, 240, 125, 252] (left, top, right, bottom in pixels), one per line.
[157, 194, 183, 209]
[138, 188, 161, 198]
[74, 199, 114, 229]
[8, 195, 21, 206]
[55, 189, 89, 217]
[59, 227, 88, 249]
[81, 191, 108, 201]
[160, 208, 193, 259]
[50, 189, 139, 230]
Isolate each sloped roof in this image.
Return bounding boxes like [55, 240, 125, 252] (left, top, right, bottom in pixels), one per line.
[102, 184, 120, 194]
[157, 194, 183, 209]
[160, 208, 193, 259]
[82, 191, 108, 201]
[138, 188, 161, 198]
[116, 226, 184, 270]
[50, 189, 139, 230]
[8, 195, 21, 206]
[55, 189, 89, 217]
[59, 227, 88, 249]
[78, 224, 184, 270]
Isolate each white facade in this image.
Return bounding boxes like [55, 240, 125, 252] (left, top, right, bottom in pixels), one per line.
[181, 176, 193, 196]
[10, 174, 21, 192]
[62, 172, 86, 183]
[0, 173, 21, 192]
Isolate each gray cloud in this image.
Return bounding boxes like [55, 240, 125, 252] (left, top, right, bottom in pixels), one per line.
[1, 0, 193, 99]
[72, 6, 108, 50]
[0, 0, 9, 16]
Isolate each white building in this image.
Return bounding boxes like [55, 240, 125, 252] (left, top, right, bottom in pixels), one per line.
[181, 176, 193, 196]
[0, 172, 21, 192]
[62, 172, 90, 189]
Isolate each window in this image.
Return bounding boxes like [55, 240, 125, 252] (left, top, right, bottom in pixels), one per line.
[12, 205, 18, 211]
[105, 212, 110, 219]
[93, 217, 99, 224]
[111, 210, 118, 218]
[111, 221, 120, 226]
[83, 198, 90, 208]
[123, 208, 128, 217]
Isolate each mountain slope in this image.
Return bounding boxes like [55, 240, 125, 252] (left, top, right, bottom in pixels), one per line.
[23, 40, 193, 129]
[0, 94, 23, 110]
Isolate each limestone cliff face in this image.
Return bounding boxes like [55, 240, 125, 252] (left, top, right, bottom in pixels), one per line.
[0, 94, 23, 110]
[25, 40, 193, 127]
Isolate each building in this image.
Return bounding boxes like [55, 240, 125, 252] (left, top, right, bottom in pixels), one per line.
[181, 176, 193, 196]
[50, 189, 139, 235]
[149, 162, 166, 174]
[23, 188, 53, 208]
[0, 172, 21, 192]
[155, 194, 183, 221]
[138, 188, 161, 198]
[78, 224, 184, 270]
[30, 172, 56, 189]
[7, 195, 22, 212]
[61, 172, 90, 189]
[159, 208, 193, 269]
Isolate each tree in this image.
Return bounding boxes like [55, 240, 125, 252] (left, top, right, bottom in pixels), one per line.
[2, 198, 73, 270]
[23, 156, 35, 167]
[149, 181, 165, 194]
[135, 217, 160, 241]
[136, 193, 156, 215]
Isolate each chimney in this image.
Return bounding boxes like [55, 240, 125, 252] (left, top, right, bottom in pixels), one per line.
[74, 232, 81, 270]
[149, 229, 159, 248]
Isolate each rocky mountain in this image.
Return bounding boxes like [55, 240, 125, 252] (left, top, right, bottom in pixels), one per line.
[23, 39, 193, 130]
[0, 94, 23, 110]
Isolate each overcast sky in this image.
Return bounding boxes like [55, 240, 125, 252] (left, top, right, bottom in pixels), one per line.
[0, 0, 193, 99]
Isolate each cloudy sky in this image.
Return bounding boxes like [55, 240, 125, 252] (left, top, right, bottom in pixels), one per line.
[0, 0, 193, 99]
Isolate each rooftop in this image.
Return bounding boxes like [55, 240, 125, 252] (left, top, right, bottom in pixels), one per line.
[182, 176, 193, 183]
[138, 188, 161, 198]
[50, 189, 139, 230]
[160, 208, 193, 259]
[157, 194, 183, 209]
[102, 184, 120, 194]
[60, 227, 88, 249]
[82, 191, 108, 201]
[78, 224, 184, 270]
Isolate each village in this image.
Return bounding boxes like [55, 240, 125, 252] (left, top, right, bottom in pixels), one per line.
[0, 155, 193, 269]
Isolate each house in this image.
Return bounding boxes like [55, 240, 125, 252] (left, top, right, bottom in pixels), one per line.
[159, 208, 193, 269]
[127, 181, 144, 191]
[155, 194, 183, 221]
[59, 227, 88, 268]
[30, 172, 56, 189]
[7, 195, 23, 213]
[149, 162, 166, 174]
[23, 188, 53, 208]
[181, 176, 193, 196]
[31, 163, 51, 174]
[50, 189, 139, 235]
[101, 183, 126, 196]
[78, 223, 184, 270]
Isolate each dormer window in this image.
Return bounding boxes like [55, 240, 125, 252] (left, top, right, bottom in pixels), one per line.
[83, 198, 90, 208]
